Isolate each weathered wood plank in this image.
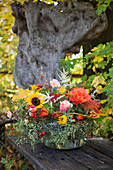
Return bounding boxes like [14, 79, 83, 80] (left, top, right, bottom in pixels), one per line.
[86, 138, 113, 159]
[8, 135, 88, 170]
[33, 146, 88, 170]
[65, 146, 113, 170]
[81, 145, 113, 168]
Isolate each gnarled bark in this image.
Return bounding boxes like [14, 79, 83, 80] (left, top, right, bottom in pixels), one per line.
[11, 1, 107, 89]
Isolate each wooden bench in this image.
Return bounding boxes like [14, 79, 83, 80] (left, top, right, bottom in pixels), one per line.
[8, 135, 113, 170]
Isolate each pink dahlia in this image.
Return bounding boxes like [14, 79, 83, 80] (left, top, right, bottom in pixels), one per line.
[60, 100, 72, 113]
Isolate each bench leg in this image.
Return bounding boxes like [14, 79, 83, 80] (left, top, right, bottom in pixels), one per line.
[0, 124, 5, 147]
[0, 124, 5, 169]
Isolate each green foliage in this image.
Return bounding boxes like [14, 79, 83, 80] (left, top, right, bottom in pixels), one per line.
[83, 42, 113, 109]
[83, 42, 113, 138]
[97, 115, 113, 137]
[97, 0, 113, 15]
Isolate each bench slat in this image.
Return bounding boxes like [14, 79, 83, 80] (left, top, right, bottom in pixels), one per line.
[86, 138, 113, 159]
[81, 145, 113, 167]
[65, 146, 113, 169]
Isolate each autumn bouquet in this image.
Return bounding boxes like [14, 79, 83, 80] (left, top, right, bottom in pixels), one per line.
[10, 70, 102, 150]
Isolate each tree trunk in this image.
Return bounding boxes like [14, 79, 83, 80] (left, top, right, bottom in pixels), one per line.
[11, 1, 107, 89]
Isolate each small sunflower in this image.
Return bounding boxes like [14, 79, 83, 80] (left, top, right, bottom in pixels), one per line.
[26, 93, 45, 109]
[57, 115, 67, 125]
[30, 84, 38, 91]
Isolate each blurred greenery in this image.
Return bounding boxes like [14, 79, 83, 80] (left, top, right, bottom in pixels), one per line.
[0, 125, 34, 169]
[0, 0, 19, 114]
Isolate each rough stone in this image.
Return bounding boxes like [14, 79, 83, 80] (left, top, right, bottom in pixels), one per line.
[11, 1, 108, 89]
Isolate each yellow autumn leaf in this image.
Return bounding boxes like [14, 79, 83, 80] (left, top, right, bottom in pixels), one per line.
[103, 55, 107, 58]
[91, 47, 99, 52]
[102, 44, 106, 49]
[71, 67, 83, 74]
[95, 64, 99, 68]
[100, 99, 107, 104]
[91, 76, 106, 88]
[18, 160, 23, 168]
[93, 56, 103, 62]
[88, 52, 92, 54]
[33, 0, 38, 2]
[92, 66, 96, 72]
[12, 88, 30, 101]
[99, 77, 106, 85]
[96, 85, 103, 94]
[104, 108, 113, 116]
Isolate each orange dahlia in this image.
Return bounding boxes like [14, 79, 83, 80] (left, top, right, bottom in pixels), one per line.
[70, 87, 91, 105]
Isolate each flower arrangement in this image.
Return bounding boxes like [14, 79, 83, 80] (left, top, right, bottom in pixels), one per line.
[10, 70, 103, 150]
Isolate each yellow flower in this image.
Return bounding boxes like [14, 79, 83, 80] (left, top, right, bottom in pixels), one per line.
[12, 88, 30, 101]
[86, 89, 90, 94]
[57, 87, 66, 94]
[57, 115, 67, 125]
[26, 93, 45, 109]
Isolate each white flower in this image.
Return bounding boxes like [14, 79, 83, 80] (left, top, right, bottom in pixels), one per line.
[50, 79, 61, 88]
[25, 119, 29, 123]
[53, 95, 65, 103]
[58, 68, 73, 87]
[37, 92, 54, 105]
